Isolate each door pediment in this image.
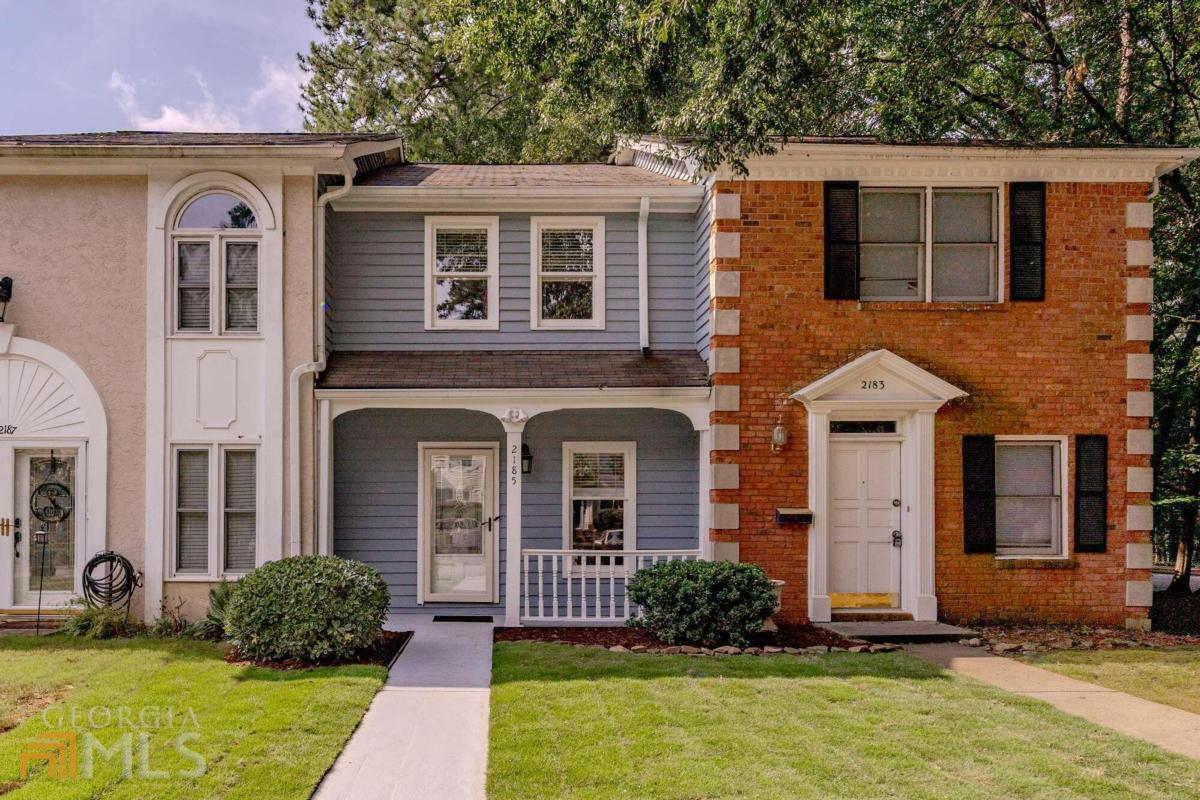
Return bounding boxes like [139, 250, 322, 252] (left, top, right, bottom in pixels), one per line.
[791, 350, 967, 410]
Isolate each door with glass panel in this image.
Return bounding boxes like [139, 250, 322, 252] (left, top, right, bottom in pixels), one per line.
[420, 447, 498, 602]
[12, 448, 80, 606]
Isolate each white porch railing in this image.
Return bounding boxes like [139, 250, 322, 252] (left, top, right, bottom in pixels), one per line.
[520, 548, 702, 623]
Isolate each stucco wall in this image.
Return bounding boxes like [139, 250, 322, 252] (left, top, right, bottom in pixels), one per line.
[283, 175, 316, 557]
[0, 175, 148, 614]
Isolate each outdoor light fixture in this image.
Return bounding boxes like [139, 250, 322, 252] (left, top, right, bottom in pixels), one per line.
[771, 417, 788, 453]
[521, 444, 533, 474]
[0, 277, 13, 323]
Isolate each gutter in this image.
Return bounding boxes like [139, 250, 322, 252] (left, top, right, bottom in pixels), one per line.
[637, 196, 650, 351]
[288, 144, 380, 557]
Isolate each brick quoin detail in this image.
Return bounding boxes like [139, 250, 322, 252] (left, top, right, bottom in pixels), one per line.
[708, 180, 1151, 626]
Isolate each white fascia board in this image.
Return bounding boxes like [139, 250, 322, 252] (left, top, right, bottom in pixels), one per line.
[315, 386, 711, 402]
[0, 139, 404, 175]
[329, 184, 705, 214]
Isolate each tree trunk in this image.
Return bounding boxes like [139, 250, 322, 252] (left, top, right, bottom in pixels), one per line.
[1166, 392, 1200, 594]
[1116, 0, 1133, 126]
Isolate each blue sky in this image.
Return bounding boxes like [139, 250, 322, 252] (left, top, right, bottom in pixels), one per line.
[0, 1, 319, 134]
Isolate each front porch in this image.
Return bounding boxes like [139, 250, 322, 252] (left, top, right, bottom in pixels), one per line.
[315, 391, 710, 626]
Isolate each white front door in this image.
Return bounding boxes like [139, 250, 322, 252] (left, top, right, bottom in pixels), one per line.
[6, 447, 82, 607]
[829, 440, 901, 606]
[419, 446, 499, 603]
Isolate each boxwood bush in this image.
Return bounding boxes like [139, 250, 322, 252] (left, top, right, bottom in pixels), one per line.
[626, 559, 778, 647]
[224, 555, 389, 662]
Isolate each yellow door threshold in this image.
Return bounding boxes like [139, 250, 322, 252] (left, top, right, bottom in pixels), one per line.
[829, 592, 898, 609]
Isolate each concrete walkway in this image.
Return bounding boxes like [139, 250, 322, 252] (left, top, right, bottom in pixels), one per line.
[314, 615, 494, 800]
[911, 643, 1200, 760]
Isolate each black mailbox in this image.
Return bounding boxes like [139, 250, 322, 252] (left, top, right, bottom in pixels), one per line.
[776, 507, 814, 526]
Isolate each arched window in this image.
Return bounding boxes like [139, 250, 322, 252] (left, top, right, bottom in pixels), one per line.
[173, 192, 259, 333]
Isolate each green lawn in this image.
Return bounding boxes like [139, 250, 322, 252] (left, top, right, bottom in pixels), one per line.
[0, 635, 385, 799]
[488, 642, 1200, 800]
[1023, 647, 1200, 715]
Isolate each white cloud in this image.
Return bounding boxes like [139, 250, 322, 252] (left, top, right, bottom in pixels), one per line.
[108, 59, 304, 132]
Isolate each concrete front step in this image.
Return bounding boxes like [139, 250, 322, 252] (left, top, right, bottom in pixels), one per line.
[817, 620, 977, 643]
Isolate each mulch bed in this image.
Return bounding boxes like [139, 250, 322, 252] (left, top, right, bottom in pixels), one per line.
[966, 622, 1200, 656]
[1151, 590, 1200, 635]
[227, 629, 412, 671]
[495, 622, 857, 651]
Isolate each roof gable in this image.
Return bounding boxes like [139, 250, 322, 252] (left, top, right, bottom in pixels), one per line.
[791, 349, 967, 409]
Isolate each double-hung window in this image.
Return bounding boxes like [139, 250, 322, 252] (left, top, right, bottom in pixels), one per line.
[994, 438, 1066, 557]
[860, 186, 1000, 302]
[424, 216, 500, 329]
[563, 442, 636, 563]
[173, 192, 259, 334]
[531, 217, 605, 329]
[173, 446, 258, 577]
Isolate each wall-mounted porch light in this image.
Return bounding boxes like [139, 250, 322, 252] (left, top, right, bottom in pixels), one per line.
[771, 416, 788, 453]
[521, 444, 533, 474]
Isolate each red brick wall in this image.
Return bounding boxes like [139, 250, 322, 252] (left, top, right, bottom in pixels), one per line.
[710, 179, 1151, 625]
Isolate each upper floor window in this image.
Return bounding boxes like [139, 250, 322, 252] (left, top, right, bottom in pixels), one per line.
[860, 187, 999, 303]
[173, 192, 259, 334]
[424, 216, 500, 330]
[531, 217, 605, 330]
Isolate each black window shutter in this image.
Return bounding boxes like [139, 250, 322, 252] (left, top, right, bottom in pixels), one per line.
[963, 435, 996, 554]
[1010, 182, 1046, 301]
[1074, 435, 1108, 553]
[824, 181, 859, 300]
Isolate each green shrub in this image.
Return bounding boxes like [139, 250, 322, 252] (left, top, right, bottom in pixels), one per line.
[190, 579, 239, 641]
[224, 555, 389, 662]
[62, 605, 142, 639]
[626, 560, 778, 647]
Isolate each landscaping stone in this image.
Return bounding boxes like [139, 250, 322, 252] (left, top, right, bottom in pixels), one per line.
[829, 646, 847, 652]
[763, 646, 783, 654]
[679, 645, 702, 655]
[802, 646, 829, 654]
[742, 647, 763, 655]
[991, 642, 1020, 654]
[630, 645, 647, 653]
[609, 645, 629, 653]
[661, 646, 682, 654]
[783, 647, 802, 654]
[714, 645, 742, 655]
[848, 645, 870, 653]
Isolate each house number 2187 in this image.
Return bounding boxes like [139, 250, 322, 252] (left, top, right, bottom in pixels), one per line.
[860, 379, 886, 390]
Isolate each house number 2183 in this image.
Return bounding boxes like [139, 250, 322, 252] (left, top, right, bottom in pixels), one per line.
[860, 379, 886, 390]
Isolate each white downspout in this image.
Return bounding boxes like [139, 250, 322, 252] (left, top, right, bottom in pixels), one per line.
[637, 196, 650, 351]
[288, 158, 357, 557]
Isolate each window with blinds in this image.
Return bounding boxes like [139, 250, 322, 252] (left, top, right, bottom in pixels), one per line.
[857, 186, 999, 303]
[995, 441, 1062, 555]
[565, 443, 635, 552]
[224, 242, 258, 332]
[173, 191, 260, 335]
[533, 218, 604, 328]
[173, 446, 258, 577]
[425, 218, 498, 328]
[223, 450, 257, 573]
[175, 449, 209, 573]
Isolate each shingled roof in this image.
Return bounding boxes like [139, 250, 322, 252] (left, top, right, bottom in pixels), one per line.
[318, 350, 710, 390]
[0, 131, 401, 147]
[354, 162, 691, 188]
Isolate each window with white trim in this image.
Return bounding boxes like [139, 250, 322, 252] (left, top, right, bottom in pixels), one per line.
[995, 439, 1064, 556]
[531, 217, 605, 329]
[173, 446, 258, 577]
[563, 442, 636, 557]
[173, 192, 259, 334]
[424, 216, 499, 329]
[860, 186, 999, 302]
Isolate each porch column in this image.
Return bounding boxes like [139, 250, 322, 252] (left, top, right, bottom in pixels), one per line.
[806, 409, 832, 622]
[316, 399, 333, 556]
[697, 427, 713, 560]
[913, 410, 938, 621]
[501, 410, 528, 627]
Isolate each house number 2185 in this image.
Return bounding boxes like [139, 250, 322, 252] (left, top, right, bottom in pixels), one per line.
[860, 379, 886, 390]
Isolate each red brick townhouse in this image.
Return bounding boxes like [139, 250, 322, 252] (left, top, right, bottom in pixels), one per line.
[622, 137, 1198, 630]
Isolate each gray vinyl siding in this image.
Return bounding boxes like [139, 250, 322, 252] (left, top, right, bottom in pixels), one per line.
[694, 181, 713, 358]
[327, 211, 698, 350]
[332, 407, 699, 613]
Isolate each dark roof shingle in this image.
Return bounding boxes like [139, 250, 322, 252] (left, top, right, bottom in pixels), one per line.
[355, 163, 691, 188]
[318, 350, 710, 390]
[0, 131, 401, 147]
